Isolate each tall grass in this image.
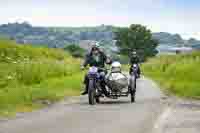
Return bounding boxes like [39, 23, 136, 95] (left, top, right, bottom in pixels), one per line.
[142, 52, 200, 99]
[0, 39, 84, 117]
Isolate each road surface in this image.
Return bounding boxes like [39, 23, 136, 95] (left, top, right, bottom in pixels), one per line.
[0, 77, 167, 133]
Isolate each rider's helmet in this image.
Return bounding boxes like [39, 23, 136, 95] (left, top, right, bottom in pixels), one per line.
[91, 41, 101, 54]
[91, 41, 100, 49]
[132, 51, 137, 56]
[111, 61, 122, 73]
[131, 51, 138, 58]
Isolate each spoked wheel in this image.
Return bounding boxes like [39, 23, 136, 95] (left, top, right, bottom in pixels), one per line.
[88, 80, 96, 105]
[130, 75, 136, 103]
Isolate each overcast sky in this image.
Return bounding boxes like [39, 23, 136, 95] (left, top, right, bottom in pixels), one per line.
[0, 0, 200, 39]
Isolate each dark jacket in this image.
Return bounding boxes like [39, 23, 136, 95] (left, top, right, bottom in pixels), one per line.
[130, 55, 140, 64]
[83, 51, 109, 68]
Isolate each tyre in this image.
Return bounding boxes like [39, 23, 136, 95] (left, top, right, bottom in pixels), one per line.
[134, 75, 137, 89]
[130, 75, 136, 103]
[131, 91, 135, 103]
[96, 97, 100, 103]
[88, 80, 96, 105]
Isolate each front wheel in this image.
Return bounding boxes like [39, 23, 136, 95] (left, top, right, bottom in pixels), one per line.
[130, 75, 136, 103]
[131, 91, 135, 103]
[88, 80, 96, 105]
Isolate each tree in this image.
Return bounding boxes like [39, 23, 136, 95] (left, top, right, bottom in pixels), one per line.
[115, 24, 158, 61]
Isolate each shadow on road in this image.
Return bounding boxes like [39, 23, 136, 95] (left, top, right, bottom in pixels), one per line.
[79, 99, 131, 105]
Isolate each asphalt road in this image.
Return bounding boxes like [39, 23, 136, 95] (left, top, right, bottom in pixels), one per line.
[0, 77, 167, 133]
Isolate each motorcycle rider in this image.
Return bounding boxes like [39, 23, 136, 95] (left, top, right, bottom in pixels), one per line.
[81, 42, 112, 95]
[129, 51, 141, 77]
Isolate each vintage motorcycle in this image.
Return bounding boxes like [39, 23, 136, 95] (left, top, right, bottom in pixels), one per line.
[86, 62, 136, 105]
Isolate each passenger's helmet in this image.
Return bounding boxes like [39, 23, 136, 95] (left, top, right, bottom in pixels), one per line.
[111, 61, 122, 73]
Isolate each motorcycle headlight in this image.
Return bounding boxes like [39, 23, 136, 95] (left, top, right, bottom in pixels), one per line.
[133, 64, 137, 68]
[89, 67, 98, 74]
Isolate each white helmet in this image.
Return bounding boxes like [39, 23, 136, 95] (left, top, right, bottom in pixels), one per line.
[112, 61, 121, 68]
[111, 61, 122, 72]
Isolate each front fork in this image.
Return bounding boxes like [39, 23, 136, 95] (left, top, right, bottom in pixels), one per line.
[88, 74, 108, 97]
[88, 75, 100, 96]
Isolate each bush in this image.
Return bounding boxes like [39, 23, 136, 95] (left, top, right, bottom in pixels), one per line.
[64, 44, 85, 58]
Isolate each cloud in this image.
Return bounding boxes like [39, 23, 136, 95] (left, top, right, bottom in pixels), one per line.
[0, 0, 200, 39]
[181, 32, 200, 40]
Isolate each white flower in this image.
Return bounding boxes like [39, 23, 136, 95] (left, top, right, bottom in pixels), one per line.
[7, 76, 13, 80]
[6, 57, 12, 60]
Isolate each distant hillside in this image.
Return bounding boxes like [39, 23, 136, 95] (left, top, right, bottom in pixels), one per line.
[152, 32, 184, 45]
[191, 44, 200, 50]
[0, 22, 200, 50]
[153, 33, 200, 52]
[0, 22, 114, 48]
[187, 38, 200, 49]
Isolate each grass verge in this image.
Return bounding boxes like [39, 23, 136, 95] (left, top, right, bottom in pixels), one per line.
[0, 39, 84, 117]
[142, 52, 200, 99]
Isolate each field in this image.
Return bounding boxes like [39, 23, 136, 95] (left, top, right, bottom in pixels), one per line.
[142, 52, 200, 99]
[0, 39, 84, 116]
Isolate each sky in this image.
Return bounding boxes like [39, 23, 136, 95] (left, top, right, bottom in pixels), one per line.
[0, 0, 200, 39]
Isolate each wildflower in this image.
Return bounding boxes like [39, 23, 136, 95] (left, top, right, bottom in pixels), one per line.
[7, 76, 13, 80]
[6, 57, 12, 60]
